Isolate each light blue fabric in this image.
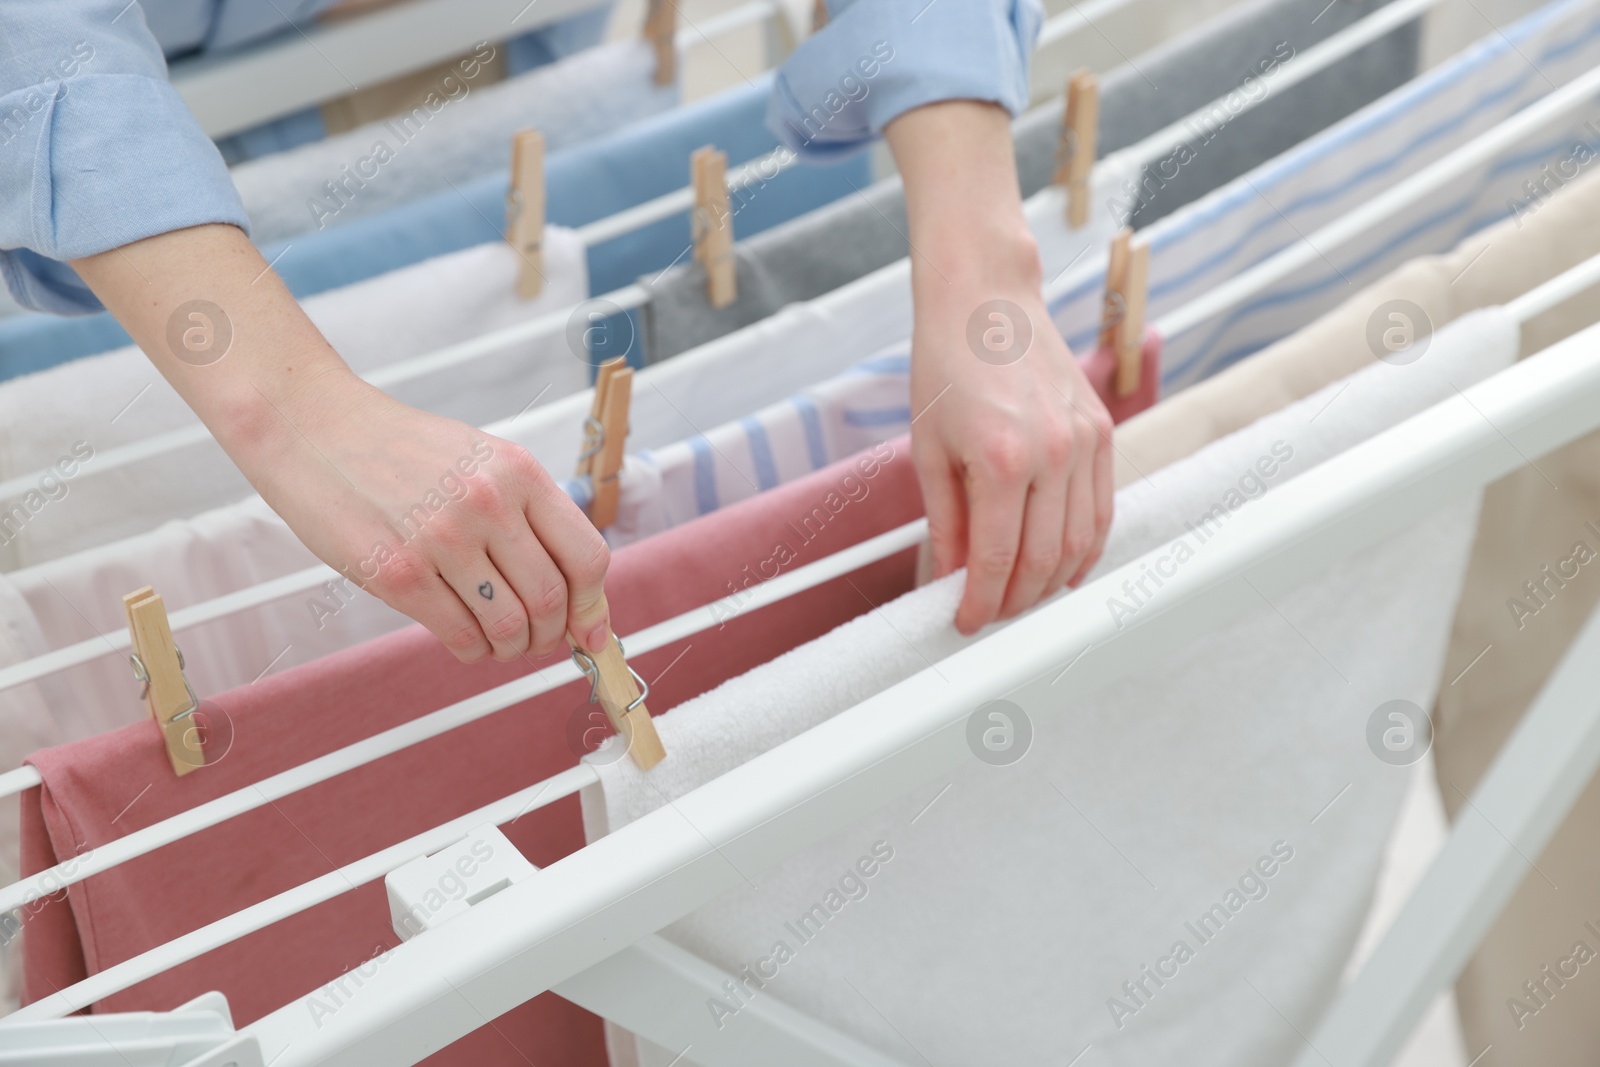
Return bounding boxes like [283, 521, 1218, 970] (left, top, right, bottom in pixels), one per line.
[769, 0, 1042, 159]
[0, 73, 872, 379]
[0, 0, 250, 314]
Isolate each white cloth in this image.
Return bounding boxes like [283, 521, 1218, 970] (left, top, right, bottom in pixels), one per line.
[232, 41, 678, 244]
[4, 495, 410, 753]
[1048, 0, 1600, 391]
[582, 308, 1518, 1067]
[0, 231, 590, 570]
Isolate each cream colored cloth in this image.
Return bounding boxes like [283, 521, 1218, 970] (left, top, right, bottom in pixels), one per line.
[1113, 165, 1600, 1061]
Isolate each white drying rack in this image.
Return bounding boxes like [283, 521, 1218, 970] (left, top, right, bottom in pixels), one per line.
[7, 251, 1600, 1064]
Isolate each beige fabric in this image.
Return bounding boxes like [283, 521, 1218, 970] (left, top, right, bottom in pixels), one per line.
[319, 50, 508, 135]
[1110, 166, 1600, 1061]
[1113, 165, 1600, 487]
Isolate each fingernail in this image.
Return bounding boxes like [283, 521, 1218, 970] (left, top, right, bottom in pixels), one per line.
[584, 623, 610, 654]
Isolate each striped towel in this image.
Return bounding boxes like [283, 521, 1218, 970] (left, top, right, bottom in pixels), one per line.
[1048, 0, 1600, 391]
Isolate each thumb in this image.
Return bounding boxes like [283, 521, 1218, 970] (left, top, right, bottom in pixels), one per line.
[568, 588, 611, 656]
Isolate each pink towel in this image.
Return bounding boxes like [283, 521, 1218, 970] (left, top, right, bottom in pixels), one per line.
[1078, 328, 1162, 424]
[20, 439, 922, 1065]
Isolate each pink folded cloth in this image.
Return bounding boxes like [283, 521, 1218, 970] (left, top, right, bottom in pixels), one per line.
[21, 438, 921, 1065]
[1078, 327, 1163, 424]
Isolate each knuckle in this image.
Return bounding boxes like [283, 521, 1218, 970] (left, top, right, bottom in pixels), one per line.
[974, 542, 1018, 578]
[1019, 540, 1061, 578]
[977, 433, 1030, 483]
[530, 579, 568, 621]
[442, 620, 488, 658]
[1041, 422, 1075, 467]
[487, 609, 528, 642]
[375, 550, 433, 600]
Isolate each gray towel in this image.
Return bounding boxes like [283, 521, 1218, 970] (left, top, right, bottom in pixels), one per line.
[638, 0, 1419, 363]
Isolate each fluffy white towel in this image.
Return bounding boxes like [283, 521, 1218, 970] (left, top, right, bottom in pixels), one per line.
[233, 41, 678, 244]
[582, 307, 1518, 1066]
[0, 232, 589, 569]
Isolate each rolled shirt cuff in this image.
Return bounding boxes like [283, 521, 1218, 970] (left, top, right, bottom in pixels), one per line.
[0, 72, 250, 314]
[767, 0, 1042, 161]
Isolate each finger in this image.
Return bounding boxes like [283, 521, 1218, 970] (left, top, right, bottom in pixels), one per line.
[487, 524, 570, 659]
[956, 439, 1029, 635]
[916, 452, 968, 579]
[518, 452, 612, 653]
[370, 550, 492, 664]
[440, 554, 528, 662]
[1001, 469, 1067, 619]
[1066, 415, 1116, 588]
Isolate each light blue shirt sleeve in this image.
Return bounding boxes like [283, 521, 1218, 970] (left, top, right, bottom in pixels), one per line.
[0, 0, 251, 315]
[767, 0, 1043, 160]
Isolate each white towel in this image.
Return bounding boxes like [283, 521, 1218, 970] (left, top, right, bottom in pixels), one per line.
[232, 41, 678, 244]
[582, 307, 1518, 1067]
[0, 232, 589, 569]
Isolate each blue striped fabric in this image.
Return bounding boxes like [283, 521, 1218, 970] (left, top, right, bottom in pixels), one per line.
[1047, 0, 1600, 391]
[557, 345, 912, 546]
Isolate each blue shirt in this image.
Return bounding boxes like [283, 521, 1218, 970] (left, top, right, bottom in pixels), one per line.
[0, 0, 1041, 315]
[769, 0, 1042, 159]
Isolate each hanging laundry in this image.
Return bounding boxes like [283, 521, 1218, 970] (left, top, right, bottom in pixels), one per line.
[0, 234, 590, 569]
[16, 437, 926, 1061]
[233, 40, 677, 245]
[583, 308, 1518, 1067]
[1048, 0, 1600, 391]
[0, 75, 872, 380]
[572, 330, 1162, 550]
[637, 0, 1419, 363]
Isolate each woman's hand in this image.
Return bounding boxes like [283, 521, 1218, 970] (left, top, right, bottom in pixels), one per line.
[912, 279, 1113, 635]
[887, 100, 1115, 635]
[242, 372, 612, 663]
[73, 223, 611, 663]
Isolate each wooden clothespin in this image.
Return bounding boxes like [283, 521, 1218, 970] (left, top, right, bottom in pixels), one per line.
[1054, 70, 1099, 229]
[123, 587, 204, 776]
[812, 0, 829, 31]
[506, 128, 545, 300]
[691, 145, 737, 309]
[570, 617, 665, 771]
[644, 0, 677, 86]
[577, 357, 633, 529]
[1098, 228, 1151, 398]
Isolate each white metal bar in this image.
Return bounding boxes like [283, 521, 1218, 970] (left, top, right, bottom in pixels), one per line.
[679, 0, 781, 47]
[0, 520, 927, 904]
[1157, 60, 1600, 339]
[6, 766, 597, 1021]
[1508, 249, 1600, 324]
[1293, 601, 1600, 1067]
[0, 764, 40, 797]
[560, 934, 914, 1067]
[172, 0, 780, 139]
[171, 0, 602, 138]
[11, 761, 906, 1067]
[1036, 0, 1144, 48]
[237, 316, 1600, 1067]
